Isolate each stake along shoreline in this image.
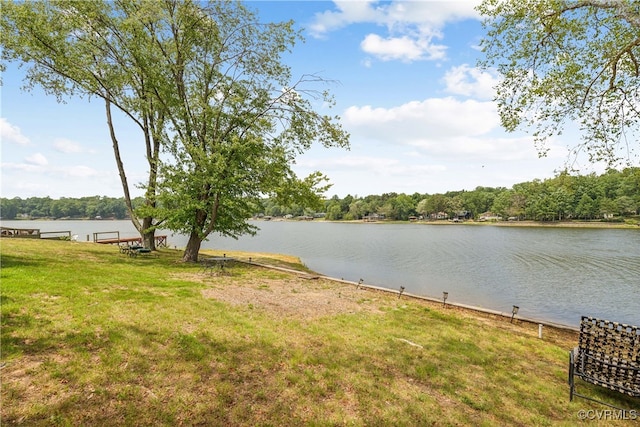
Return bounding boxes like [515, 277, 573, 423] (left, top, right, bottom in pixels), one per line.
[240, 258, 580, 332]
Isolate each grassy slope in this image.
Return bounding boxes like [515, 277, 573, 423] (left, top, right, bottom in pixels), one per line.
[1, 239, 637, 426]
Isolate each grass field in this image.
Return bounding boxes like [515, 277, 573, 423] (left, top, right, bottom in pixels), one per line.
[1, 238, 638, 426]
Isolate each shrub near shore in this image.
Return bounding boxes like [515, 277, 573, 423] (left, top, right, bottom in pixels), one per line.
[1, 239, 636, 425]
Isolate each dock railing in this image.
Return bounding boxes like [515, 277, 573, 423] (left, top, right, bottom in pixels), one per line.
[1, 227, 40, 238]
[40, 231, 72, 240]
[93, 231, 120, 244]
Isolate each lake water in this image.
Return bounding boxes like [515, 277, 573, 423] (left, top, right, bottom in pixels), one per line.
[2, 219, 639, 327]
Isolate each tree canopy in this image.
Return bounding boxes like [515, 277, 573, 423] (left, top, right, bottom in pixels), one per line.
[477, 0, 640, 167]
[1, 0, 349, 261]
[1, 0, 169, 249]
[136, 1, 349, 261]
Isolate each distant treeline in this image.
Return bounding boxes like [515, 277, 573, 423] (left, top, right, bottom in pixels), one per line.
[0, 196, 146, 220]
[2, 168, 639, 222]
[264, 168, 640, 222]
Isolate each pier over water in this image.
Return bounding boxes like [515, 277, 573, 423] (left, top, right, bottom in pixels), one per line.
[93, 231, 167, 247]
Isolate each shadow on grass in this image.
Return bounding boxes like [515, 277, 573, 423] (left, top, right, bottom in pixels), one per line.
[571, 380, 640, 411]
[1, 323, 296, 426]
[1, 311, 54, 359]
[0, 254, 43, 268]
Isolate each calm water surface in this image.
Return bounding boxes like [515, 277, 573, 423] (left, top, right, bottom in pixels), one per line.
[3, 219, 639, 327]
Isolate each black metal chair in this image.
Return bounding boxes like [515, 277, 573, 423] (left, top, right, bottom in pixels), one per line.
[569, 316, 640, 409]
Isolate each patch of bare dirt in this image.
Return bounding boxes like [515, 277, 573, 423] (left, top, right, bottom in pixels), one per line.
[199, 275, 384, 319]
[176, 266, 578, 345]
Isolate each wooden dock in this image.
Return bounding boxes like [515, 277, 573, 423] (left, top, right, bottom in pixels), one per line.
[1, 227, 71, 240]
[1, 226, 40, 238]
[1, 227, 166, 247]
[93, 231, 167, 247]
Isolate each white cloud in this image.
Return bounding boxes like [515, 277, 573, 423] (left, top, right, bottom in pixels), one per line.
[297, 154, 448, 191]
[2, 159, 99, 177]
[315, 155, 397, 169]
[328, 156, 447, 175]
[65, 165, 99, 177]
[0, 117, 30, 145]
[1, 163, 124, 198]
[310, 1, 480, 36]
[25, 152, 48, 166]
[383, 1, 481, 26]
[406, 135, 567, 162]
[53, 138, 84, 153]
[344, 96, 498, 141]
[443, 64, 499, 100]
[309, 1, 481, 62]
[309, 0, 381, 36]
[1, 162, 41, 172]
[361, 33, 446, 62]
[340, 96, 569, 166]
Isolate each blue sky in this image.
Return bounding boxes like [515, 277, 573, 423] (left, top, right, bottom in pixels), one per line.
[1, 0, 592, 199]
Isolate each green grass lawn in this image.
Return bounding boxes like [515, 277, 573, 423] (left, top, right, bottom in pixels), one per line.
[1, 238, 637, 426]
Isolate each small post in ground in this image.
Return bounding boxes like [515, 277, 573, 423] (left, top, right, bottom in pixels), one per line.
[510, 305, 519, 323]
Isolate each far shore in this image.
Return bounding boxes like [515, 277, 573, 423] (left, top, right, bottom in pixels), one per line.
[421, 219, 639, 229]
[298, 218, 639, 229]
[3, 216, 639, 230]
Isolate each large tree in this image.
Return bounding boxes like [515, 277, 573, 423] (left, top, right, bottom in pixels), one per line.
[1, 1, 348, 261]
[1, 0, 167, 249]
[477, 0, 640, 166]
[143, 1, 349, 262]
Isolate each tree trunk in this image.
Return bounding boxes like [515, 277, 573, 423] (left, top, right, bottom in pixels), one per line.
[106, 99, 139, 223]
[142, 216, 156, 250]
[105, 97, 162, 251]
[182, 231, 203, 262]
